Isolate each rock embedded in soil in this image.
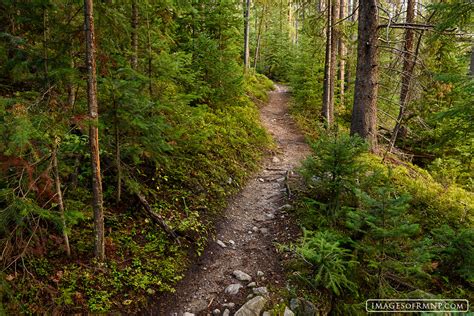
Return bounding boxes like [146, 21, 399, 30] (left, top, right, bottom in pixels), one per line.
[213, 308, 221, 315]
[284, 306, 295, 316]
[290, 298, 318, 316]
[234, 296, 267, 316]
[279, 204, 292, 211]
[183, 313, 195, 316]
[247, 282, 256, 287]
[233, 270, 252, 282]
[225, 283, 243, 295]
[252, 287, 268, 296]
[257, 271, 264, 277]
[222, 309, 230, 316]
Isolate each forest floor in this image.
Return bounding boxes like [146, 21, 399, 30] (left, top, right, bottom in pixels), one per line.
[153, 85, 310, 315]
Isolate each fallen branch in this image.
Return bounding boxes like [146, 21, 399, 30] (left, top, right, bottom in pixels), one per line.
[136, 192, 179, 241]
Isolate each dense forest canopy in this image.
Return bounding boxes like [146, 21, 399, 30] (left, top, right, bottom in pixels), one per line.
[0, 0, 472, 314]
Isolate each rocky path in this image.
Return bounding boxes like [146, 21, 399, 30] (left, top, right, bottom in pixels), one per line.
[155, 85, 311, 315]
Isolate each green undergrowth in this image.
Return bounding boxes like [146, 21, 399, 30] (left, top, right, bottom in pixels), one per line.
[0, 74, 273, 314]
[287, 106, 473, 313]
[244, 72, 275, 104]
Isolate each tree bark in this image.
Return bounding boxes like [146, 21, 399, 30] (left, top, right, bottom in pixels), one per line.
[389, 0, 415, 152]
[52, 140, 71, 257]
[146, 10, 153, 96]
[322, 0, 338, 125]
[350, 0, 378, 150]
[84, 0, 105, 261]
[254, 5, 266, 69]
[113, 94, 121, 204]
[339, 0, 346, 106]
[67, 58, 76, 108]
[322, 1, 332, 124]
[470, 45, 474, 76]
[131, 0, 138, 70]
[243, 0, 251, 71]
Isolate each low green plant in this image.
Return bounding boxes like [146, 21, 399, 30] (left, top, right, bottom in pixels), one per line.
[296, 230, 357, 296]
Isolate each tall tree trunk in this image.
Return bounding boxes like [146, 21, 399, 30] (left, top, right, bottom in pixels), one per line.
[389, 0, 415, 152]
[254, 5, 266, 69]
[67, 58, 76, 108]
[470, 45, 474, 76]
[131, 0, 138, 70]
[146, 10, 153, 96]
[322, 0, 338, 125]
[352, 0, 358, 22]
[43, 8, 50, 89]
[339, 0, 346, 106]
[52, 140, 71, 257]
[113, 94, 121, 205]
[322, 1, 332, 124]
[243, 0, 251, 71]
[350, 0, 379, 150]
[84, 0, 105, 261]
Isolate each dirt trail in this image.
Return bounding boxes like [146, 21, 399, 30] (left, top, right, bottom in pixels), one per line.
[154, 85, 310, 315]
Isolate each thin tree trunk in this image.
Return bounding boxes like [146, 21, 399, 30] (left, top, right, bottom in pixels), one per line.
[322, 0, 338, 125]
[114, 94, 121, 204]
[243, 0, 251, 71]
[67, 59, 76, 108]
[43, 8, 50, 88]
[131, 0, 138, 70]
[254, 5, 266, 69]
[339, 0, 346, 106]
[322, 1, 332, 124]
[84, 0, 105, 261]
[470, 45, 474, 76]
[52, 141, 71, 257]
[146, 10, 152, 96]
[389, 0, 415, 152]
[350, 0, 379, 150]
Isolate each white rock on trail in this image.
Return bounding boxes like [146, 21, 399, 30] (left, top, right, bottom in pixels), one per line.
[213, 309, 221, 315]
[233, 270, 252, 282]
[247, 282, 256, 288]
[217, 240, 227, 248]
[222, 302, 235, 308]
[257, 271, 264, 277]
[234, 296, 267, 316]
[222, 309, 230, 316]
[183, 313, 195, 316]
[265, 213, 275, 219]
[225, 283, 243, 295]
[272, 156, 281, 163]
